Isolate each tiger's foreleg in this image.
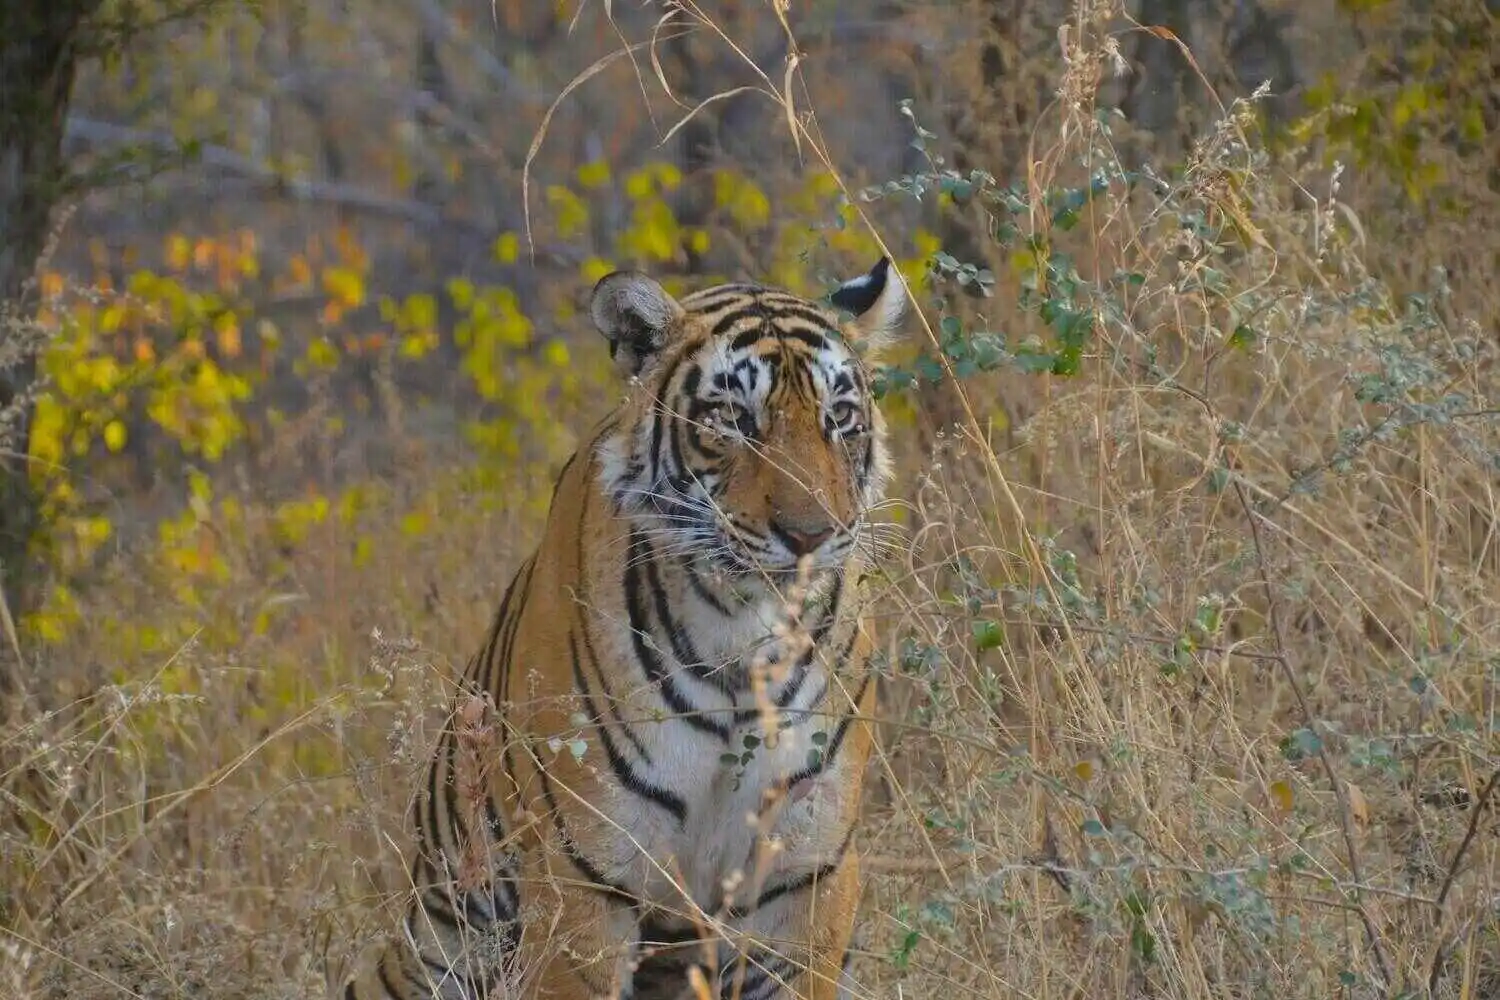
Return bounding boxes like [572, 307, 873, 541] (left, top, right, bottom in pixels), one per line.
[712, 851, 859, 1000]
[511, 833, 642, 1000]
[338, 853, 523, 1000]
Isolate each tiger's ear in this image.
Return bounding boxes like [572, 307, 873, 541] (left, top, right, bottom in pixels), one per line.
[830, 256, 909, 355]
[590, 271, 685, 377]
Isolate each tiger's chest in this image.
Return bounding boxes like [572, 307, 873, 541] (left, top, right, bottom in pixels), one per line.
[579, 578, 861, 914]
[623, 708, 853, 915]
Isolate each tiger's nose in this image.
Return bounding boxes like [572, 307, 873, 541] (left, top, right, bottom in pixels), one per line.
[770, 520, 835, 556]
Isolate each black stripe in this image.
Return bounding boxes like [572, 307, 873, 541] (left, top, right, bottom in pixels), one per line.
[576, 606, 654, 763]
[490, 862, 520, 916]
[474, 610, 505, 701]
[667, 411, 694, 489]
[533, 761, 638, 902]
[774, 577, 843, 709]
[625, 531, 731, 741]
[440, 723, 467, 851]
[685, 286, 760, 310]
[782, 670, 870, 789]
[496, 564, 535, 802]
[481, 554, 534, 699]
[785, 625, 858, 718]
[721, 949, 804, 1000]
[570, 481, 655, 766]
[641, 538, 724, 692]
[726, 319, 833, 353]
[713, 305, 766, 339]
[778, 327, 833, 353]
[418, 885, 463, 929]
[738, 823, 857, 916]
[569, 633, 688, 824]
[420, 726, 453, 871]
[684, 556, 732, 615]
[411, 950, 483, 1000]
[376, 957, 413, 999]
[648, 353, 690, 483]
[483, 789, 506, 841]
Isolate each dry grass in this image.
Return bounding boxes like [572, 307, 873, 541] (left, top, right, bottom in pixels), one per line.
[4, 1, 1499, 999]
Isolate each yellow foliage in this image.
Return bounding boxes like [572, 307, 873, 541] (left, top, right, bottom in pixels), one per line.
[321, 266, 366, 309]
[401, 330, 440, 359]
[165, 234, 192, 272]
[455, 284, 535, 400]
[494, 231, 521, 264]
[624, 162, 682, 200]
[617, 198, 683, 265]
[546, 185, 590, 239]
[272, 496, 332, 547]
[303, 337, 341, 371]
[446, 277, 475, 311]
[576, 160, 611, 190]
[713, 169, 771, 231]
[214, 312, 242, 359]
[23, 217, 613, 652]
[404, 292, 438, 331]
[27, 583, 80, 643]
[579, 257, 616, 285]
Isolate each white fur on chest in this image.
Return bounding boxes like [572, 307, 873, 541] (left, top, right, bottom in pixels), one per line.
[627, 710, 849, 915]
[584, 564, 854, 914]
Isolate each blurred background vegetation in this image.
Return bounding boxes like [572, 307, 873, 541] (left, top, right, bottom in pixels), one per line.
[1, 1, 1496, 998]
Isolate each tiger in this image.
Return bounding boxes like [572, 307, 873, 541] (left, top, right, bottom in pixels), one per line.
[339, 256, 909, 1000]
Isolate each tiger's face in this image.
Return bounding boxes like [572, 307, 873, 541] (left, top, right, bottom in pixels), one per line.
[591, 258, 908, 581]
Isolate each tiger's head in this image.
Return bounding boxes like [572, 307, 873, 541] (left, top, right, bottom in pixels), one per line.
[590, 258, 908, 582]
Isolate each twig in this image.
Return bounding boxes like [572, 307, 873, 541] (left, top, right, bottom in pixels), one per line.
[0, 564, 31, 716]
[412, 0, 545, 104]
[1427, 768, 1500, 994]
[1228, 473, 1395, 989]
[1154, 375, 1394, 986]
[62, 116, 447, 227]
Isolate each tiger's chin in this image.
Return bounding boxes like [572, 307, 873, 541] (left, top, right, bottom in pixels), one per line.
[700, 541, 852, 590]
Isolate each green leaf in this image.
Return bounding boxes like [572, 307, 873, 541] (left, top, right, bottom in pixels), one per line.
[971, 619, 1004, 650]
[1228, 323, 1258, 351]
[1281, 727, 1324, 761]
[1051, 344, 1083, 376]
[1131, 922, 1157, 963]
[1012, 349, 1056, 374]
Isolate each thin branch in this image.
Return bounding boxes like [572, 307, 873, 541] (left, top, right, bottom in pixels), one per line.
[412, 0, 545, 104]
[0, 564, 31, 718]
[1433, 768, 1500, 912]
[62, 115, 446, 226]
[1428, 768, 1500, 994]
[60, 114, 587, 271]
[1228, 473, 1395, 989]
[1153, 376, 1395, 988]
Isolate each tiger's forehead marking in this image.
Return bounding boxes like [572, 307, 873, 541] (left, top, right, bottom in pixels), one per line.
[675, 284, 859, 389]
